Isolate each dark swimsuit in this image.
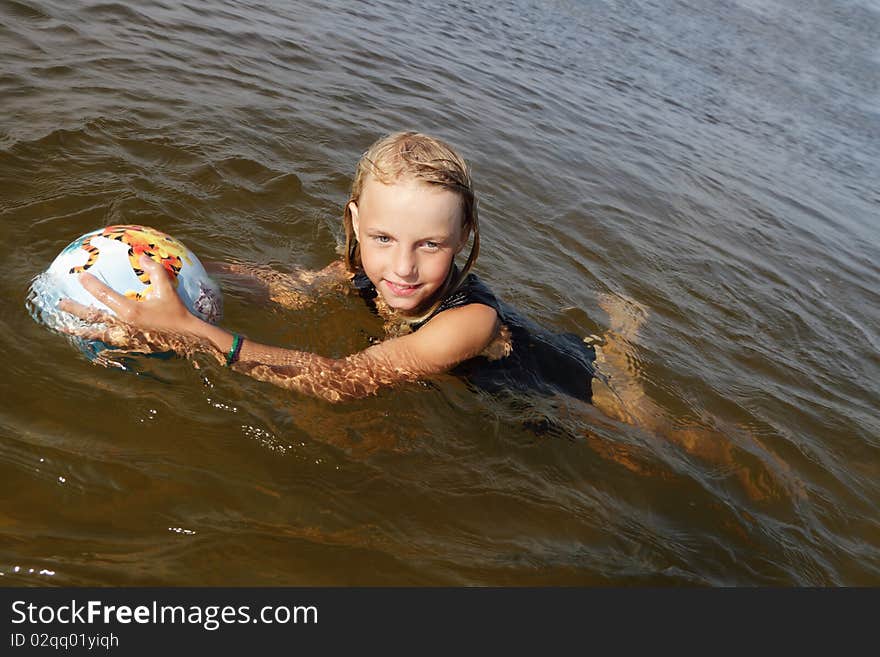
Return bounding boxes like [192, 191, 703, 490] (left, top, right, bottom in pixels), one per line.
[352, 271, 598, 403]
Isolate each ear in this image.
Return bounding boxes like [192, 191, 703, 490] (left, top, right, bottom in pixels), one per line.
[348, 201, 360, 240]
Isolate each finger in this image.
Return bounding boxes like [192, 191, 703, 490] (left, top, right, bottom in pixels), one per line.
[58, 298, 112, 324]
[66, 320, 134, 346]
[63, 322, 111, 341]
[58, 298, 92, 317]
[78, 272, 131, 316]
[94, 349, 136, 368]
[138, 254, 175, 295]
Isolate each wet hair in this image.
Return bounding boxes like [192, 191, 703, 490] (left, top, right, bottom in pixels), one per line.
[343, 131, 480, 320]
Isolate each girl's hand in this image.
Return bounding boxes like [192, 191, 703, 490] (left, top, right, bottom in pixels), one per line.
[57, 255, 212, 356]
[60, 254, 197, 333]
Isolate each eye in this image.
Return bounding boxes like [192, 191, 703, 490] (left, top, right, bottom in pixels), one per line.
[423, 241, 440, 251]
[373, 235, 391, 244]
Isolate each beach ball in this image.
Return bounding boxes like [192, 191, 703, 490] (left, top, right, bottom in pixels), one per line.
[27, 224, 223, 354]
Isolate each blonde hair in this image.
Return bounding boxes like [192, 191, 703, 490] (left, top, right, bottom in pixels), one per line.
[343, 131, 480, 322]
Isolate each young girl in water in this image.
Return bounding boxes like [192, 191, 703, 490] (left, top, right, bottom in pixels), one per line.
[59, 131, 802, 499]
[59, 132, 643, 422]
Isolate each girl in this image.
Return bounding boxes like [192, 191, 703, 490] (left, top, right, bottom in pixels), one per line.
[58, 132, 640, 421]
[58, 131, 801, 500]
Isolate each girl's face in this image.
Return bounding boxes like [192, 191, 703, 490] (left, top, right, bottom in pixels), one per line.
[349, 177, 466, 315]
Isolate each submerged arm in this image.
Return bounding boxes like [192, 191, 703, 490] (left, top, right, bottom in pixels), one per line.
[206, 259, 351, 309]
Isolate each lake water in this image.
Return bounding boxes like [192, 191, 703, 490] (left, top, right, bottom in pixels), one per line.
[1, 0, 878, 585]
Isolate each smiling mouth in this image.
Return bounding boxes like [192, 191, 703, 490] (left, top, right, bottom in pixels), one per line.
[384, 280, 422, 295]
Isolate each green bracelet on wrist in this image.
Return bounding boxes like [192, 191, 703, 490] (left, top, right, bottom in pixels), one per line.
[226, 333, 244, 366]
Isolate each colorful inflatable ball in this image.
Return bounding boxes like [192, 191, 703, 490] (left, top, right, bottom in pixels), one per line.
[27, 224, 223, 359]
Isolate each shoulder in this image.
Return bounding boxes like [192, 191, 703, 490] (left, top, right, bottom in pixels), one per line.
[319, 259, 354, 281]
[441, 273, 499, 312]
[410, 273, 500, 331]
[423, 301, 498, 337]
[414, 273, 501, 348]
[412, 301, 499, 360]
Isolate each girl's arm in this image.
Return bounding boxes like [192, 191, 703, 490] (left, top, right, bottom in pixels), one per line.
[205, 259, 351, 309]
[59, 255, 499, 402]
[227, 303, 498, 401]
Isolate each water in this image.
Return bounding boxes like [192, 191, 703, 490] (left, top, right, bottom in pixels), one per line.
[1, 0, 878, 585]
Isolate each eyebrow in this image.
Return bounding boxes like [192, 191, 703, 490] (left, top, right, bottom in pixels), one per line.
[365, 228, 452, 242]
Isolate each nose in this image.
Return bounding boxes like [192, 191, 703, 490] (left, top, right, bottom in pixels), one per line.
[392, 246, 417, 280]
